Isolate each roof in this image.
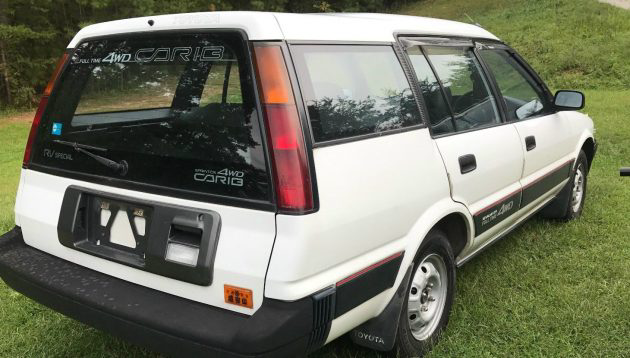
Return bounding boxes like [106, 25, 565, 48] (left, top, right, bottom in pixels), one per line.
[68, 11, 499, 48]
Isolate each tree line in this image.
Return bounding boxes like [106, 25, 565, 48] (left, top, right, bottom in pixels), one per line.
[0, 0, 408, 108]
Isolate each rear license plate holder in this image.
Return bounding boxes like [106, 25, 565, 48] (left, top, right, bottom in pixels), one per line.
[57, 186, 221, 286]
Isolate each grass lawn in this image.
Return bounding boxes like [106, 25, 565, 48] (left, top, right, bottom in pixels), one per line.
[1, 90, 627, 357]
[1, 0, 629, 356]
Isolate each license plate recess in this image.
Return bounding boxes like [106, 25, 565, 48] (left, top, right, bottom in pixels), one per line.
[57, 186, 221, 286]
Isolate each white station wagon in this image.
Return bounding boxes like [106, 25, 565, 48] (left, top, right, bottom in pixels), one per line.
[0, 11, 596, 357]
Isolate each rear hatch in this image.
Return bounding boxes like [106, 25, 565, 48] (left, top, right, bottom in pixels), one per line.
[15, 31, 277, 313]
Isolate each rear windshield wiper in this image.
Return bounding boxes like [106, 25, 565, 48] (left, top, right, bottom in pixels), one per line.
[53, 140, 128, 176]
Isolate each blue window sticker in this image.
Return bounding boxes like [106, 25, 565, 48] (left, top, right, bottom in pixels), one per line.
[52, 122, 62, 136]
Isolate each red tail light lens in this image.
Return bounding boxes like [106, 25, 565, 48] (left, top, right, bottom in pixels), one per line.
[23, 97, 49, 167]
[253, 46, 313, 212]
[23, 53, 68, 167]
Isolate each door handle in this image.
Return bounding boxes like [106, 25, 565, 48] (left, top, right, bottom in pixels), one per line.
[525, 136, 536, 151]
[458, 154, 477, 174]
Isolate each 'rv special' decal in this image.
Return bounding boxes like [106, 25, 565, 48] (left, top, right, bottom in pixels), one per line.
[75, 46, 225, 65]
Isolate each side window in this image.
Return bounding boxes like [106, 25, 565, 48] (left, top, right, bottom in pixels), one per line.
[291, 45, 422, 143]
[424, 46, 501, 131]
[479, 50, 549, 121]
[406, 46, 455, 135]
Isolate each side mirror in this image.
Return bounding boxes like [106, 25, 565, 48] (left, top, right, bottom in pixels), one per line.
[554, 90, 585, 110]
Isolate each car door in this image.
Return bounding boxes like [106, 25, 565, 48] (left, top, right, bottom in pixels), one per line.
[477, 45, 577, 208]
[404, 41, 524, 242]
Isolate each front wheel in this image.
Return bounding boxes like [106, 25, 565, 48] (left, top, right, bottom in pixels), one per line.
[540, 150, 589, 220]
[566, 152, 588, 220]
[394, 230, 455, 357]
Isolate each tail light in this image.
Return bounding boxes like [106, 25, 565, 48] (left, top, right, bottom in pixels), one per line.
[23, 52, 68, 167]
[253, 45, 314, 213]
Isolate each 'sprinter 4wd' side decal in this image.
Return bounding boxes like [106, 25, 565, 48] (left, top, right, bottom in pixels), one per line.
[473, 190, 522, 236]
[473, 159, 574, 236]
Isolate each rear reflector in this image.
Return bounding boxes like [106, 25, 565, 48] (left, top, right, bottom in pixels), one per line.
[253, 45, 314, 213]
[23, 53, 69, 167]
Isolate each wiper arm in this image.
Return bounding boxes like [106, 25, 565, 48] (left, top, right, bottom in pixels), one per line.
[53, 140, 128, 175]
[53, 140, 108, 152]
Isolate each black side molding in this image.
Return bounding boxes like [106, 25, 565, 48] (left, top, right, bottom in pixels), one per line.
[521, 159, 574, 208]
[334, 252, 404, 318]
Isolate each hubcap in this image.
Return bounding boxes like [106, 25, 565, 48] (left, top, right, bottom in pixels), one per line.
[571, 165, 585, 213]
[407, 254, 448, 341]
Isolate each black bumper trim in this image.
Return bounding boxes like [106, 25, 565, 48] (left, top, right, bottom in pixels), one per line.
[0, 227, 319, 357]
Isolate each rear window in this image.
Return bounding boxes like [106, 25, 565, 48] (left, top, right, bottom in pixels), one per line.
[31, 32, 271, 203]
[291, 45, 422, 143]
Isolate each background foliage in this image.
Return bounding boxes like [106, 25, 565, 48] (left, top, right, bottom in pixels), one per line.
[0, 0, 410, 108]
[0, 0, 628, 357]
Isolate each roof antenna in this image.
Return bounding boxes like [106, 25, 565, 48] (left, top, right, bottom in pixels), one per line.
[463, 13, 482, 27]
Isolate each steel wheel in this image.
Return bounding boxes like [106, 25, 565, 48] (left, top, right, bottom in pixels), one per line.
[571, 163, 585, 213]
[407, 253, 448, 341]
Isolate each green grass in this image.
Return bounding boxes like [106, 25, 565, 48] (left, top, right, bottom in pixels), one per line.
[3, 90, 628, 357]
[1, 0, 630, 356]
[399, 0, 630, 90]
[0, 122, 29, 234]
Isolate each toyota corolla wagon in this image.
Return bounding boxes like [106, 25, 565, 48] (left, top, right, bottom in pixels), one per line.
[0, 11, 596, 357]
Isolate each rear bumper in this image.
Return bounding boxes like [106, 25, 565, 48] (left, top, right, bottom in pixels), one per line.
[0, 227, 334, 357]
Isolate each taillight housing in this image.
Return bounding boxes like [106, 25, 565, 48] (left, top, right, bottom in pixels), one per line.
[253, 45, 314, 213]
[23, 52, 68, 167]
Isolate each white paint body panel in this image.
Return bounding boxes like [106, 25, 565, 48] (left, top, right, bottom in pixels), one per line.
[434, 125, 524, 223]
[67, 11, 498, 48]
[512, 112, 579, 184]
[14, 169, 276, 315]
[266, 129, 450, 301]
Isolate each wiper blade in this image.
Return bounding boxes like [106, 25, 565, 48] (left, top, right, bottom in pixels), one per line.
[53, 140, 128, 175]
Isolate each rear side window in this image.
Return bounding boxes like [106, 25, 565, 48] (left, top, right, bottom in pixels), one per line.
[291, 45, 421, 143]
[32, 32, 271, 203]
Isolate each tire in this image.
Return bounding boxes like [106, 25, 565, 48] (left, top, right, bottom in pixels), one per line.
[540, 150, 589, 221]
[394, 230, 455, 358]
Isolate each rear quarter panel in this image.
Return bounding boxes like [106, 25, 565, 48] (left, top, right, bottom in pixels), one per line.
[265, 128, 471, 339]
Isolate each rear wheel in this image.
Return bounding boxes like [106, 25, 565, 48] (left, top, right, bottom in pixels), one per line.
[394, 230, 455, 357]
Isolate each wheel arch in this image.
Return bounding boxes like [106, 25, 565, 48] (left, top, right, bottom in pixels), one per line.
[404, 199, 474, 268]
[580, 137, 596, 172]
[431, 212, 470, 258]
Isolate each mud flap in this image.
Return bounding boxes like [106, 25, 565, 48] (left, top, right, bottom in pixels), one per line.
[350, 265, 413, 351]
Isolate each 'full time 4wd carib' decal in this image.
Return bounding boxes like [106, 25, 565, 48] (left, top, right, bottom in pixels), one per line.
[75, 46, 224, 64]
